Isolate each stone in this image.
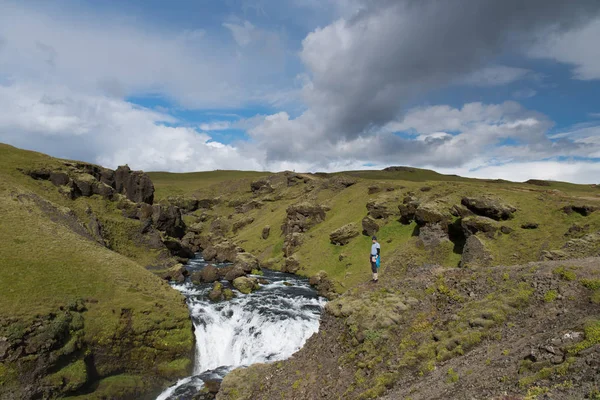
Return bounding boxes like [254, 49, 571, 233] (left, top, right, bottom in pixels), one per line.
[208, 282, 223, 301]
[500, 226, 514, 235]
[309, 271, 336, 298]
[281, 202, 327, 236]
[521, 222, 539, 229]
[234, 252, 259, 273]
[329, 224, 359, 246]
[283, 232, 303, 257]
[202, 246, 218, 261]
[361, 217, 380, 237]
[461, 216, 498, 238]
[324, 175, 357, 190]
[368, 185, 382, 195]
[262, 226, 271, 240]
[460, 235, 492, 268]
[563, 205, 597, 216]
[461, 197, 516, 221]
[188, 222, 204, 234]
[223, 266, 246, 282]
[192, 265, 219, 284]
[398, 196, 420, 224]
[86, 209, 107, 247]
[203, 379, 221, 394]
[114, 165, 155, 204]
[233, 276, 259, 294]
[235, 200, 263, 214]
[414, 202, 452, 227]
[167, 196, 200, 213]
[160, 264, 187, 283]
[418, 223, 450, 248]
[163, 238, 195, 259]
[366, 201, 391, 219]
[92, 181, 115, 199]
[49, 172, 70, 186]
[282, 257, 300, 274]
[152, 205, 186, 239]
[250, 179, 274, 194]
[73, 176, 94, 197]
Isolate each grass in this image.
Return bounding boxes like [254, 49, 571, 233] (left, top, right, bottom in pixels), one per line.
[0, 144, 193, 398]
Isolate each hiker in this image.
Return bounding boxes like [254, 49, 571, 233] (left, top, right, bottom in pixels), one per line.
[370, 236, 381, 282]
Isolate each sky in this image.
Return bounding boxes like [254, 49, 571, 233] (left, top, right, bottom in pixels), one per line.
[1, 0, 600, 183]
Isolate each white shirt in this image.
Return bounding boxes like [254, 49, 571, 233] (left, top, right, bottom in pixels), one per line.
[371, 242, 380, 256]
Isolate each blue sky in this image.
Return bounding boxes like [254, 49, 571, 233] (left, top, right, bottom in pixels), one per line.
[1, 0, 600, 182]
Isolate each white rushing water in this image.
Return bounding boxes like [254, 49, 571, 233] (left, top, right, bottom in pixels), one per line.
[156, 257, 325, 400]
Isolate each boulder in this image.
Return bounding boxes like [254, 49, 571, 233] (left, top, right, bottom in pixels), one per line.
[198, 198, 217, 210]
[86, 209, 107, 247]
[414, 202, 452, 227]
[398, 196, 420, 224]
[73, 175, 95, 197]
[461, 197, 516, 221]
[500, 226, 514, 235]
[367, 185, 382, 195]
[234, 252, 259, 273]
[188, 222, 204, 234]
[209, 218, 230, 237]
[461, 216, 498, 238]
[330, 224, 359, 245]
[418, 223, 450, 249]
[366, 201, 391, 219]
[309, 271, 336, 299]
[283, 232, 303, 257]
[223, 289, 235, 301]
[208, 282, 224, 302]
[521, 222, 539, 230]
[232, 217, 255, 233]
[282, 257, 300, 274]
[191, 265, 219, 284]
[361, 217, 379, 237]
[286, 173, 306, 187]
[115, 165, 155, 204]
[235, 200, 263, 214]
[233, 276, 259, 294]
[163, 238, 195, 259]
[323, 175, 357, 190]
[214, 242, 240, 263]
[92, 181, 115, 199]
[262, 226, 271, 240]
[460, 235, 492, 268]
[202, 246, 218, 262]
[49, 172, 70, 186]
[223, 266, 246, 282]
[152, 205, 186, 239]
[160, 264, 187, 283]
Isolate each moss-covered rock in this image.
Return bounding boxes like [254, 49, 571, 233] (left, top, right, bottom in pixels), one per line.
[330, 223, 360, 245]
[233, 277, 259, 294]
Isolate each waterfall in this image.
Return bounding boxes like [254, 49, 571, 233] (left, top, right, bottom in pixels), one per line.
[156, 257, 325, 399]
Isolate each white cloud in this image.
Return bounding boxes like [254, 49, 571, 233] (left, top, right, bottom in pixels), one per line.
[0, 2, 291, 109]
[531, 17, 600, 80]
[0, 83, 262, 172]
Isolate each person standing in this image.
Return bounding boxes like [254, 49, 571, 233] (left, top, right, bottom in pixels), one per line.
[370, 236, 381, 282]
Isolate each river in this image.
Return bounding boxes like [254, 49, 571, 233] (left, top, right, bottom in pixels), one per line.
[156, 255, 325, 399]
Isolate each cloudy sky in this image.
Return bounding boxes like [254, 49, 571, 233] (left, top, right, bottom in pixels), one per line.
[1, 0, 600, 183]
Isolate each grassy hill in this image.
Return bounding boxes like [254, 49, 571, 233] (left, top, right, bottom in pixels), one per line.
[0, 144, 193, 399]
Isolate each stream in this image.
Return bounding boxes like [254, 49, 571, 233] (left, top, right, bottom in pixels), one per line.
[156, 255, 326, 399]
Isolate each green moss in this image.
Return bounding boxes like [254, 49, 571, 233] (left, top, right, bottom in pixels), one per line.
[251, 269, 264, 276]
[544, 290, 558, 303]
[568, 320, 600, 354]
[69, 374, 145, 400]
[581, 279, 600, 290]
[156, 358, 192, 379]
[446, 368, 459, 384]
[43, 359, 87, 392]
[591, 290, 600, 304]
[553, 266, 577, 281]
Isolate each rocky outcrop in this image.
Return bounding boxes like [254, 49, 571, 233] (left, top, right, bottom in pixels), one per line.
[309, 271, 336, 298]
[25, 163, 155, 204]
[203, 241, 241, 263]
[323, 175, 357, 190]
[418, 223, 450, 249]
[282, 257, 300, 274]
[521, 222, 539, 230]
[152, 205, 186, 238]
[284, 232, 304, 257]
[235, 200, 263, 214]
[233, 276, 260, 294]
[330, 224, 359, 245]
[398, 195, 420, 224]
[366, 201, 391, 219]
[461, 216, 498, 238]
[281, 202, 327, 235]
[460, 235, 492, 267]
[166, 196, 200, 213]
[233, 252, 260, 274]
[563, 205, 597, 216]
[414, 202, 452, 228]
[361, 217, 379, 237]
[209, 282, 224, 301]
[251, 179, 274, 194]
[541, 231, 600, 260]
[159, 263, 188, 282]
[461, 197, 516, 221]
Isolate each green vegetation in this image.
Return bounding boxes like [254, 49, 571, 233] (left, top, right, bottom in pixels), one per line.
[581, 279, 600, 290]
[568, 320, 600, 354]
[544, 290, 558, 302]
[446, 368, 459, 384]
[553, 266, 577, 281]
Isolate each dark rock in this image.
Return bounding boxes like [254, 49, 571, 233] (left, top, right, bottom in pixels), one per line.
[565, 224, 589, 237]
[86, 208, 107, 247]
[167, 196, 200, 213]
[283, 232, 303, 257]
[309, 271, 336, 298]
[163, 238, 195, 259]
[414, 202, 452, 227]
[398, 196, 420, 224]
[286, 173, 305, 187]
[209, 218, 230, 237]
[361, 217, 380, 237]
[235, 200, 263, 214]
[526, 179, 551, 186]
[73, 176, 94, 197]
[324, 175, 357, 190]
[460, 235, 492, 267]
[368, 185, 382, 195]
[461, 197, 516, 221]
[202, 246, 218, 261]
[115, 165, 155, 204]
[521, 222, 539, 230]
[250, 179, 274, 194]
[49, 172, 70, 186]
[222, 266, 246, 282]
[366, 201, 391, 219]
[500, 226, 514, 234]
[383, 166, 416, 173]
[450, 204, 474, 218]
[461, 216, 498, 238]
[281, 202, 327, 236]
[330, 224, 359, 245]
[418, 223, 450, 249]
[152, 205, 186, 238]
[92, 181, 115, 199]
[262, 226, 271, 240]
[160, 264, 187, 283]
[420, 186, 432, 192]
[214, 242, 240, 263]
[563, 205, 597, 216]
[233, 276, 259, 294]
[203, 379, 221, 394]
